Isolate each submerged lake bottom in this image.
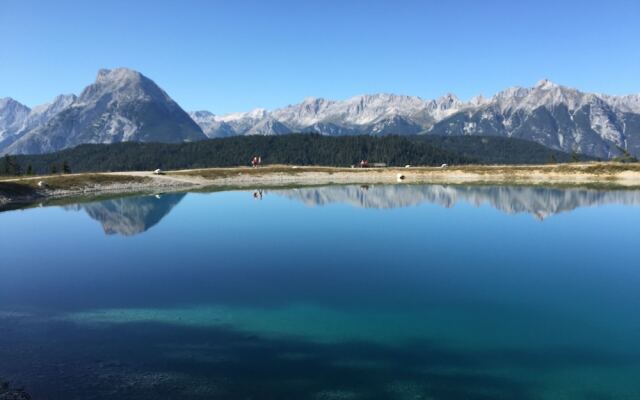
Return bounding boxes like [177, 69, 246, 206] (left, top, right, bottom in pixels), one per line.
[1, 184, 640, 400]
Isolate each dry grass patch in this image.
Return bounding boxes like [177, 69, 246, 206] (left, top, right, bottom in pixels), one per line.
[171, 165, 360, 180]
[42, 174, 151, 190]
[9, 174, 151, 190]
[169, 162, 640, 185]
[550, 163, 640, 174]
[412, 162, 640, 175]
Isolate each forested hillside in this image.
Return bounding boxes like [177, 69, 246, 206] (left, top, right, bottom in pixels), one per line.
[8, 134, 587, 175]
[412, 135, 595, 165]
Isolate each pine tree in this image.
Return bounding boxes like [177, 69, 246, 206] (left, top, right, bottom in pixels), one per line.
[571, 151, 580, 162]
[62, 160, 71, 174]
[2, 154, 21, 175]
[27, 164, 33, 175]
[2, 155, 11, 175]
[51, 165, 58, 174]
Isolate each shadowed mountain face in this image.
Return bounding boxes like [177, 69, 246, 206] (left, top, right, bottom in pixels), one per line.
[273, 185, 640, 220]
[68, 193, 186, 236]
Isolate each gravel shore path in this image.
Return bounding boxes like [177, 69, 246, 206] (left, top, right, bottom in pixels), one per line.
[2, 163, 640, 209]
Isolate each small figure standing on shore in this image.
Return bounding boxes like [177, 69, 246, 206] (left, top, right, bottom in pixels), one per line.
[251, 156, 263, 168]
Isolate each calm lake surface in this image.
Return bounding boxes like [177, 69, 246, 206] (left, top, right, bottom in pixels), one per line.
[1, 184, 640, 400]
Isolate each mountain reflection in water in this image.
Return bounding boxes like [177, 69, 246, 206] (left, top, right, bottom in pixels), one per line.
[275, 185, 640, 219]
[67, 193, 186, 236]
[67, 185, 640, 236]
[3, 183, 640, 399]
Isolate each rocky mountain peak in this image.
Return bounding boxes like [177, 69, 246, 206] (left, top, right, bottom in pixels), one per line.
[191, 110, 215, 119]
[30, 94, 77, 114]
[96, 68, 143, 84]
[0, 98, 31, 142]
[2, 68, 205, 155]
[534, 78, 559, 90]
[436, 93, 461, 108]
[0, 97, 30, 117]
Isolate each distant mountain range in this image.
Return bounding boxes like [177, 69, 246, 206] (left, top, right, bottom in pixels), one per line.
[2, 67, 639, 158]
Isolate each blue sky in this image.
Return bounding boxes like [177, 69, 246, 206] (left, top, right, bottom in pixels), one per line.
[1, 0, 639, 114]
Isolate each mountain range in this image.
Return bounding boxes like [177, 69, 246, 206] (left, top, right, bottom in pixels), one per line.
[2, 67, 639, 158]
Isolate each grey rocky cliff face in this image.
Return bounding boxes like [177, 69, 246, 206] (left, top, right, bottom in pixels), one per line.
[429, 80, 640, 158]
[0, 97, 32, 149]
[2, 68, 205, 155]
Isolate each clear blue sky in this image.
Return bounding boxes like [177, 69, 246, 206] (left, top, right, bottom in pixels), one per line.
[1, 0, 639, 114]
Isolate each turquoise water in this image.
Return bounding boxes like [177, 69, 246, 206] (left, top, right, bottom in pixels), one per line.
[1, 185, 640, 399]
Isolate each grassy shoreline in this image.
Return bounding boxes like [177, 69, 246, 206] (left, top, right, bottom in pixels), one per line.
[2, 163, 640, 209]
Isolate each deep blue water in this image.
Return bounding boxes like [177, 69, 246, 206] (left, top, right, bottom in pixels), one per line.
[1, 184, 640, 399]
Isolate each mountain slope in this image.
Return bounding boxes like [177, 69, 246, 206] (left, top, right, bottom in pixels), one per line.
[188, 111, 236, 138]
[0, 98, 31, 149]
[5, 68, 205, 155]
[429, 80, 639, 158]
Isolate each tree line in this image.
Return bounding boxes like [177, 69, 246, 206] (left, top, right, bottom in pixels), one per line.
[9, 134, 594, 175]
[2, 154, 71, 176]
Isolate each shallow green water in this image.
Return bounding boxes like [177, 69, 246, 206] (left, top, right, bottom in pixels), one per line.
[1, 184, 640, 399]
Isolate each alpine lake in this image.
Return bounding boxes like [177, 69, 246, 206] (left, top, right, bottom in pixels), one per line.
[1, 184, 639, 400]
